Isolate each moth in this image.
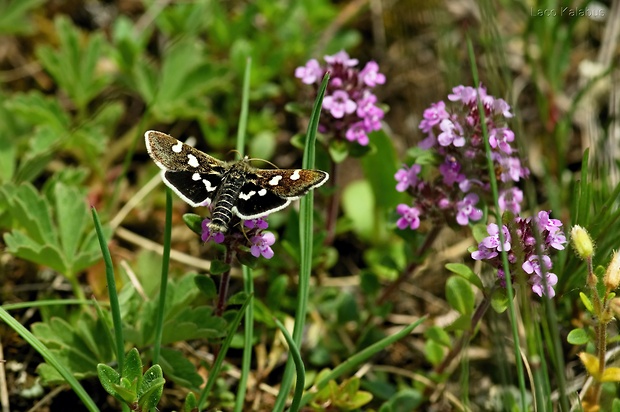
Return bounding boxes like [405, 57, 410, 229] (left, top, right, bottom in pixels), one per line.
[145, 130, 329, 234]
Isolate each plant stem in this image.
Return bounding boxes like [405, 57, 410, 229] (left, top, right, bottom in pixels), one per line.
[324, 161, 340, 246]
[215, 247, 235, 317]
[376, 226, 441, 306]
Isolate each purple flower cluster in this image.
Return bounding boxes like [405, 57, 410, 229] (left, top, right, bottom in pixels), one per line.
[295, 51, 385, 146]
[395, 85, 529, 231]
[471, 211, 567, 298]
[201, 216, 276, 260]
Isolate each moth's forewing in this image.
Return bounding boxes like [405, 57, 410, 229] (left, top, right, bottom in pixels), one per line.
[145, 130, 226, 207]
[145, 130, 225, 174]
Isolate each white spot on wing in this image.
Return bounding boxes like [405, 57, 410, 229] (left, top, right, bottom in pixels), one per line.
[203, 179, 217, 192]
[172, 140, 183, 153]
[187, 154, 199, 168]
[269, 175, 283, 185]
[239, 191, 256, 200]
[290, 170, 301, 180]
[192, 173, 201, 181]
[258, 188, 267, 196]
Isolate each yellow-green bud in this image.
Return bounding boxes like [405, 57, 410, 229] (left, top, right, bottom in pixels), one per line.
[571, 225, 594, 260]
[605, 250, 620, 291]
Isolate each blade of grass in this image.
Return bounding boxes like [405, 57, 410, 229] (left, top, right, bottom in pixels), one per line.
[273, 72, 329, 412]
[152, 189, 172, 364]
[0, 307, 100, 412]
[198, 293, 252, 410]
[234, 57, 254, 412]
[92, 206, 125, 371]
[2, 299, 105, 310]
[299, 318, 425, 408]
[274, 318, 305, 412]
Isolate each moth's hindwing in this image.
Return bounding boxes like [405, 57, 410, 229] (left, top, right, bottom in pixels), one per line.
[254, 169, 329, 199]
[234, 181, 291, 219]
[145, 130, 226, 207]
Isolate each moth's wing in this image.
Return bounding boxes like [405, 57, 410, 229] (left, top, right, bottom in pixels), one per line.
[161, 171, 221, 207]
[145, 130, 225, 173]
[234, 182, 291, 219]
[253, 169, 329, 199]
[145, 130, 226, 207]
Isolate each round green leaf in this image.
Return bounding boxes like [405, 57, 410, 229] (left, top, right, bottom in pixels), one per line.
[567, 328, 589, 345]
[445, 276, 474, 316]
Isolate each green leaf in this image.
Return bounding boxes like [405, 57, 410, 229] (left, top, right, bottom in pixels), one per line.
[0, 0, 44, 34]
[328, 139, 349, 163]
[97, 364, 121, 397]
[445, 263, 484, 291]
[210, 260, 231, 275]
[4, 232, 68, 275]
[1, 183, 57, 245]
[336, 292, 359, 324]
[490, 287, 509, 313]
[138, 365, 165, 410]
[424, 340, 445, 366]
[183, 213, 204, 235]
[0, 132, 16, 182]
[54, 183, 88, 266]
[445, 276, 474, 316]
[424, 326, 451, 347]
[194, 275, 217, 299]
[122, 348, 143, 393]
[567, 328, 589, 345]
[580, 291, 594, 312]
[36, 17, 110, 109]
[341, 180, 375, 242]
[183, 392, 198, 412]
[360, 129, 403, 209]
[159, 347, 203, 390]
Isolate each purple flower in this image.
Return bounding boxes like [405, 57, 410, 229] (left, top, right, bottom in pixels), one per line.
[437, 119, 465, 147]
[323, 90, 357, 118]
[481, 223, 511, 253]
[324, 50, 358, 67]
[296, 52, 386, 148]
[531, 272, 558, 298]
[244, 217, 269, 230]
[395, 164, 421, 192]
[439, 157, 465, 186]
[536, 211, 567, 250]
[250, 232, 276, 259]
[493, 98, 513, 118]
[201, 219, 225, 244]
[359, 61, 385, 87]
[419, 101, 449, 133]
[396, 204, 421, 230]
[455, 193, 483, 225]
[498, 188, 523, 214]
[345, 122, 370, 146]
[489, 127, 514, 154]
[497, 156, 527, 182]
[295, 59, 322, 84]
[448, 85, 477, 105]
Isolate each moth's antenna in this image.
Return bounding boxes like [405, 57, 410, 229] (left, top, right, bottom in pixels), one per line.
[228, 149, 243, 160]
[248, 157, 279, 169]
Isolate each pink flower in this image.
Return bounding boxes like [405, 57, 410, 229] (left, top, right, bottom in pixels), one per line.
[250, 232, 276, 259]
[323, 90, 357, 118]
[295, 59, 322, 84]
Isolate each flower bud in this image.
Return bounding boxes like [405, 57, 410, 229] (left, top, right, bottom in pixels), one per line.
[604, 250, 620, 291]
[571, 225, 594, 260]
